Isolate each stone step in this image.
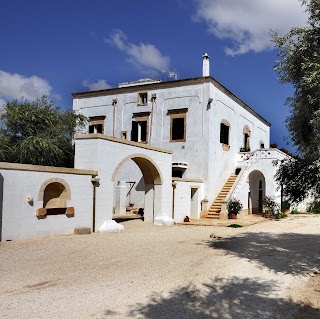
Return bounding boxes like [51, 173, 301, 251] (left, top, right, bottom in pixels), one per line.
[204, 174, 238, 220]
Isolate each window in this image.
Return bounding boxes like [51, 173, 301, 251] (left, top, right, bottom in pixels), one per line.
[241, 125, 251, 152]
[121, 131, 127, 139]
[168, 108, 188, 142]
[89, 116, 105, 134]
[172, 169, 183, 178]
[260, 141, 265, 149]
[220, 122, 229, 145]
[137, 92, 148, 106]
[131, 112, 150, 143]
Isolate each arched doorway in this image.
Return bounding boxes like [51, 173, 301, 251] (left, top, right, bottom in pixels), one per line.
[248, 170, 265, 214]
[111, 154, 163, 222]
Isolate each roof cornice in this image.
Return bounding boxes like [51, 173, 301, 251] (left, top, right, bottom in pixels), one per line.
[72, 76, 271, 127]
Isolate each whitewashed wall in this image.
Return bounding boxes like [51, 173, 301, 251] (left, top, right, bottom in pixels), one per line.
[74, 135, 173, 227]
[0, 164, 95, 241]
[173, 179, 204, 222]
[233, 149, 285, 212]
[73, 77, 271, 210]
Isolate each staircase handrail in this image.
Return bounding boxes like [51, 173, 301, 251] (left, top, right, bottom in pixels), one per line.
[227, 148, 289, 200]
[225, 167, 247, 203]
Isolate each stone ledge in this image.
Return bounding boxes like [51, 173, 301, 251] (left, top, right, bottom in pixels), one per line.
[75, 134, 172, 154]
[74, 227, 92, 235]
[0, 162, 97, 176]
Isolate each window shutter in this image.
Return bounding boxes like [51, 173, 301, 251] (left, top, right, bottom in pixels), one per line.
[131, 121, 138, 142]
[141, 121, 147, 142]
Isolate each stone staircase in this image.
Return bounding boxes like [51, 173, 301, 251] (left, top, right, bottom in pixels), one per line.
[204, 174, 237, 219]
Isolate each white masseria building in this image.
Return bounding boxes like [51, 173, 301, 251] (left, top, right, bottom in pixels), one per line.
[0, 54, 286, 241]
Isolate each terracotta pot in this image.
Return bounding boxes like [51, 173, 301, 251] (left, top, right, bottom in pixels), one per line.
[230, 213, 237, 219]
[264, 212, 271, 218]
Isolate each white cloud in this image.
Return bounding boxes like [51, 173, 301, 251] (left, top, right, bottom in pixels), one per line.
[0, 70, 52, 102]
[194, 0, 307, 55]
[82, 79, 112, 91]
[106, 29, 170, 72]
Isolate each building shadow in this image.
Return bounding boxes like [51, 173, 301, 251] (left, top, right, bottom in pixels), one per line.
[207, 232, 320, 275]
[102, 277, 319, 318]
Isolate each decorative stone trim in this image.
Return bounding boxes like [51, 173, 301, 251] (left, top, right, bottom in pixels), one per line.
[111, 153, 163, 185]
[66, 207, 75, 217]
[36, 208, 47, 218]
[36, 207, 75, 219]
[172, 177, 203, 183]
[38, 178, 71, 201]
[75, 134, 172, 154]
[0, 162, 97, 176]
[74, 227, 91, 235]
[222, 144, 230, 151]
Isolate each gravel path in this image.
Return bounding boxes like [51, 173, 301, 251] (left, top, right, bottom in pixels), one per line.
[0, 214, 319, 318]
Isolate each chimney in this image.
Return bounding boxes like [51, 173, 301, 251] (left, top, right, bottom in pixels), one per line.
[202, 53, 210, 77]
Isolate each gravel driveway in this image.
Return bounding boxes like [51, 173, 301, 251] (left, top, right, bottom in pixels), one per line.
[0, 214, 319, 319]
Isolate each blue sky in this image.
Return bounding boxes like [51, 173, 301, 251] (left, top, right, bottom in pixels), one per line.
[0, 0, 307, 152]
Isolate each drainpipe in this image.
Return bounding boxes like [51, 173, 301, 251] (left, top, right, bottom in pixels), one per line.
[112, 99, 118, 137]
[172, 181, 177, 219]
[149, 94, 156, 144]
[91, 177, 100, 232]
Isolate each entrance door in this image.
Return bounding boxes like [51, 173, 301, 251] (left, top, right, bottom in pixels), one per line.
[190, 188, 199, 219]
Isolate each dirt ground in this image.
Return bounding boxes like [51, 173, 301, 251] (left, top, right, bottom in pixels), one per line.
[0, 214, 319, 319]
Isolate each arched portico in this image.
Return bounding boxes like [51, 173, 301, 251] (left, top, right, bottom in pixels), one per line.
[248, 170, 265, 214]
[112, 154, 163, 221]
[74, 135, 173, 230]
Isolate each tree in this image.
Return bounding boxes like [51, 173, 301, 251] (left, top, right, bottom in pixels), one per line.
[272, 0, 320, 202]
[0, 96, 87, 167]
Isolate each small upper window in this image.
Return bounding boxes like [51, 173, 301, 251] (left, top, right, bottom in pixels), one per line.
[241, 125, 251, 152]
[89, 116, 105, 134]
[168, 108, 188, 142]
[121, 131, 128, 140]
[137, 92, 148, 106]
[220, 122, 229, 145]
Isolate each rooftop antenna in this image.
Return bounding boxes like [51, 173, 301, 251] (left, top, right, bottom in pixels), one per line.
[168, 68, 178, 80]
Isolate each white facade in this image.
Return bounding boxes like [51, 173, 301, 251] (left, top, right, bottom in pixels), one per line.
[72, 54, 278, 221]
[0, 54, 287, 241]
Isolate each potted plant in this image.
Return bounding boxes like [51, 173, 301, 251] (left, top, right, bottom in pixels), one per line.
[227, 198, 243, 219]
[262, 196, 280, 218]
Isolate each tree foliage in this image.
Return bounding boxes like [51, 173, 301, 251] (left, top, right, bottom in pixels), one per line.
[0, 96, 87, 167]
[272, 0, 320, 202]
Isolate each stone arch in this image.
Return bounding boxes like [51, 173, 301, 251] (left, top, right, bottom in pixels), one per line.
[248, 170, 265, 214]
[243, 125, 251, 135]
[221, 119, 231, 127]
[111, 153, 163, 185]
[111, 153, 163, 221]
[38, 178, 71, 204]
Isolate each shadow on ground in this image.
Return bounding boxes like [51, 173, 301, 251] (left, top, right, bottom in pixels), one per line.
[102, 277, 319, 319]
[208, 232, 320, 275]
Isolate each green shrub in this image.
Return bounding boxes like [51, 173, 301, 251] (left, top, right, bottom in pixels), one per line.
[307, 201, 320, 214]
[276, 213, 288, 219]
[228, 224, 243, 228]
[227, 198, 243, 215]
[281, 200, 290, 212]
